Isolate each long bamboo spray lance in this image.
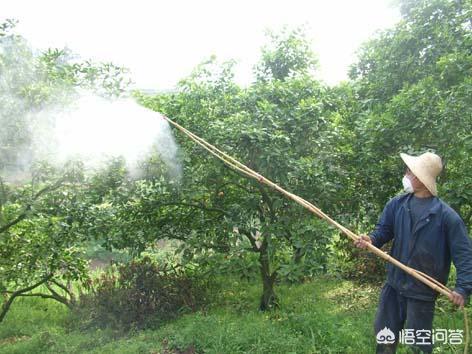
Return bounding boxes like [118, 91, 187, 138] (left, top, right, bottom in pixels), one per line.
[161, 114, 469, 352]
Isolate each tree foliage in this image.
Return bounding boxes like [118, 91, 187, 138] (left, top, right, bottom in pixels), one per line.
[348, 0, 472, 223]
[0, 21, 131, 322]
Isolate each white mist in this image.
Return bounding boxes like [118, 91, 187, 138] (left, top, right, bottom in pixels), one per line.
[49, 94, 182, 179]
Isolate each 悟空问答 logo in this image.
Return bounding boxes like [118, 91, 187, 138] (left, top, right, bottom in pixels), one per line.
[377, 327, 396, 344]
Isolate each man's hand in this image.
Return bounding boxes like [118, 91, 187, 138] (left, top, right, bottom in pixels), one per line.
[354, 234, 372, 249]
[448, 291, 465, 308]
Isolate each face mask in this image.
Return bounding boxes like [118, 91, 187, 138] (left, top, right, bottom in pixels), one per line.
[402, 175, 414, 193]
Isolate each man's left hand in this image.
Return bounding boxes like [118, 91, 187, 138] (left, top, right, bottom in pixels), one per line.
[448, 291, 465, 308]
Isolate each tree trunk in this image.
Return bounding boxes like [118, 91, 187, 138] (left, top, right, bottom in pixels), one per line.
[258, 249, 277, 311]
[238, 227, 278, 311]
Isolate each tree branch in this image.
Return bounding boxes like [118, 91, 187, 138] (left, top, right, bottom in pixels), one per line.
[49, 279, 74, 302]
[0, 179, 65, 234]
[257, 184, 277, 223]
[238, 227, 260, 252]
[216, 180, 252, 194]
[45, 283, 72, 308]
[0, 212, 29, 234]
[154, 201, 231, 218]
[0, 274, 53, 323]
[12, 293, 59, 301]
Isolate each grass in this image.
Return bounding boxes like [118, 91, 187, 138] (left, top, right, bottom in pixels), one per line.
[0, 275, 469, 353]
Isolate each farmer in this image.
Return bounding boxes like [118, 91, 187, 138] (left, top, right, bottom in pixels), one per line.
[355, 151, 472, 353]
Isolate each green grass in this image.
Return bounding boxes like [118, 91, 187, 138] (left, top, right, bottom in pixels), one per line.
[0, 275, 469, 353]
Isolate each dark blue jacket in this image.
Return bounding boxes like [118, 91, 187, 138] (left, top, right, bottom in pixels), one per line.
[370, 193, 472, 302]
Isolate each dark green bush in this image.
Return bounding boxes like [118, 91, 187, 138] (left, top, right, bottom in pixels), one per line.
[328, 234, 387, 284]
[74, 256, 211, 331]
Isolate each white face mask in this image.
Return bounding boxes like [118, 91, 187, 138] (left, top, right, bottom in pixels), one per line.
[402, 175, 414, 193]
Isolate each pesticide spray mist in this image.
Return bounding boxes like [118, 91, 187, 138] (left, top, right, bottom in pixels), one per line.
[50, 94, 182, 180]
[0, 35, 181, 182]
[1, 93, 182, 183]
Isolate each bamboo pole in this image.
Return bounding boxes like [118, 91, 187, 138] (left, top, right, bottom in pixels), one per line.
[162, 114, 452, 297]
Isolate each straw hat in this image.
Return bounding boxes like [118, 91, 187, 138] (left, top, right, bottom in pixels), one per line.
[400, 152, 443, 196]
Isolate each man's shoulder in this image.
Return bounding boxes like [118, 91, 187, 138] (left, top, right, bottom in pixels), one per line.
[385, 193, 409, 208]
[435, 197, 463, 223]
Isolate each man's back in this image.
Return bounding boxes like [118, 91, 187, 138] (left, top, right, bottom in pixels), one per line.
[370, 193, 472, 301]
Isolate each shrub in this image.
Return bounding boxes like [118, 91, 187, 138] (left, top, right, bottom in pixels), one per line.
[328, 233, 387, 284]
[74, 256, 211, 331]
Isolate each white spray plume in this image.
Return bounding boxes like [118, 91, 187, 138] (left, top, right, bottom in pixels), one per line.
[48, 94, 182, 179]
[2, 93, 183, 183]
[0, 29, 181, 182]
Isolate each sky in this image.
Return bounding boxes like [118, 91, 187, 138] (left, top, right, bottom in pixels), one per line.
[3, 0, 400, 90]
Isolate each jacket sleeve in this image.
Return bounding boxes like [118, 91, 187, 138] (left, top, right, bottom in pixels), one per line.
[445, 213, 472, 303]
[369, 198, 396, 249]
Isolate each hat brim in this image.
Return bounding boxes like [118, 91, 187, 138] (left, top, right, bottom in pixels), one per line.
[400, 153, 438, 196]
